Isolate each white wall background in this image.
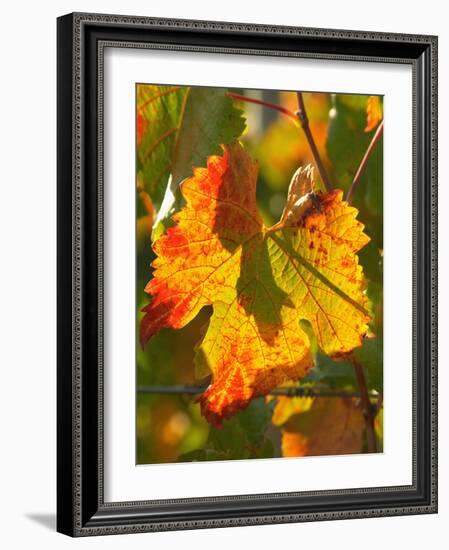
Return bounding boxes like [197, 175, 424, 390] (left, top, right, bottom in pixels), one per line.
[0, 1, 445, 548]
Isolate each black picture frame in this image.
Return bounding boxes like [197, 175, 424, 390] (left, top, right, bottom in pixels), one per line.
[57, 12, 438, 536]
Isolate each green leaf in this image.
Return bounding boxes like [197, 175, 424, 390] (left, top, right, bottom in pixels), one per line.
[353, 337, 383, 393]
[327, 94, 371, 190]
[137, 85, 246, 219]
[207, 416, 248, 457]
[304, 335, 383, 394]
[237, 397, 275, 446]
[363, 134, 383, 216]
[251, 438, 275, 459]
[183, 398, 276, 461]
[137, 86, 185, 206]
[304, 352, 355, 389]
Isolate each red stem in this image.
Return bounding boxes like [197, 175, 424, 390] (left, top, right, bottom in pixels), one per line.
[227, 92, 299, 126]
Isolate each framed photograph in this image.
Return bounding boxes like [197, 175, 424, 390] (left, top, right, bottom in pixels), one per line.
[57, 12, 438, 536]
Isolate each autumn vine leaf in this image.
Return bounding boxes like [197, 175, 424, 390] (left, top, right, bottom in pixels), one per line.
[280, 397, 365, 457]
[365, 96, 383, 133]
[140, 142, 371, 426]
[269, 384, 314, 427]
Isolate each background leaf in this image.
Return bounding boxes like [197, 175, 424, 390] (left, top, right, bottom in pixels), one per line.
[179, 397, 276, 461]
[281, 397, 365, 457]
[137, 85, 246, 221]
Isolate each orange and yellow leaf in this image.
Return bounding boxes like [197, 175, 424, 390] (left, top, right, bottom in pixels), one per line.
[141, 142, 371, 426]
[365, 96, 383, 133]
[281, 398, 365, 457]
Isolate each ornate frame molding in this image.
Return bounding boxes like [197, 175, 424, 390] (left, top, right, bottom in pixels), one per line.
[57, 12, 437, 536]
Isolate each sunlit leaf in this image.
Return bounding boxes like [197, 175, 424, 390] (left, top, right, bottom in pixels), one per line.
[365, 96, 383, 133]
[271, 391, 314, 427]
[141, 142, 371, 426]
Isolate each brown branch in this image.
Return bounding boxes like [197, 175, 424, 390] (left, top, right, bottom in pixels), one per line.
[351, 357, 377, 453]
[227, 92, 299, 125]
[346, 120, 384, 204]
[296, 92, 332, 192]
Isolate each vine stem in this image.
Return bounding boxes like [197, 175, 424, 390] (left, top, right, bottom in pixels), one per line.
[351, 357, 377, 453]
[296, 92, 332, 192]
[137, 384, 380, 399]
[226, 92, 299, 125]
[346, 120, 384, 204]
